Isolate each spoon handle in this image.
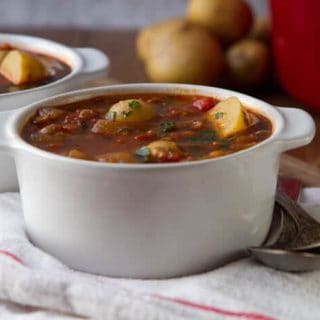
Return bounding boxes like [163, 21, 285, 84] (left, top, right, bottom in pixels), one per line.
[261, 203, 284, 247]
[261, 177, 302, 247]
[275, 191, 320, 250]
[276, 191, 320, 226]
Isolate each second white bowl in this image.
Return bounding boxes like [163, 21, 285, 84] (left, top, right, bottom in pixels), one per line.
[0, 33, 110, 191]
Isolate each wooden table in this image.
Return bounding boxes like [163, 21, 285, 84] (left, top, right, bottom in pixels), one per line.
[3, 28, 320, 185]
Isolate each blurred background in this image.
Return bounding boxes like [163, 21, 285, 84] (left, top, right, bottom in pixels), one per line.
[0, 0, 268, 28]
[1, 0, 319, 115]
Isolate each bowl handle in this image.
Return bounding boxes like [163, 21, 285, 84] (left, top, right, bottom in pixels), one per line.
[74, 47, 110, 81]
[276, 107, 315, 151]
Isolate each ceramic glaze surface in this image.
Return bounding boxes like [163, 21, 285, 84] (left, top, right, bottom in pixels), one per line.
[0, 84, 315, 278]
[16, 148, 277, 277]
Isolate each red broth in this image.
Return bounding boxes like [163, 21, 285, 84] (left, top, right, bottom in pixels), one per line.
[21, 94, 272, 163]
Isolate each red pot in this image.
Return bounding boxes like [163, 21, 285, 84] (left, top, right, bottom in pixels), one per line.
[271, 0, 320, 111]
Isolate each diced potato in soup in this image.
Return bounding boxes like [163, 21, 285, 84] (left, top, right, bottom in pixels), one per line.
[68, 149, 90, 160]
[0, 44, 71, 93]
[0, 50, 9, 64]
[108, 99, 155, 122]
[145, 140, 183, 162]
[0, 50, 47, 85]
[207, 97, 248, 138]
[97, 152, 135, 163]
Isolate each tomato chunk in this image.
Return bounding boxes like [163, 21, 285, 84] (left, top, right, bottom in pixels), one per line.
[192, 98, 215, 112]
[134, 130, 156, 142]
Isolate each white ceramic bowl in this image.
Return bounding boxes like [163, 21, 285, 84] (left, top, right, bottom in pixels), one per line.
[0, 33, 110, 191]
[0, 84, 315, 278]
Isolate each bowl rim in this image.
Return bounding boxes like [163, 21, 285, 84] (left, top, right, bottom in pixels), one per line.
[8, 83, 285, 170]
[0, 32, 82, 97]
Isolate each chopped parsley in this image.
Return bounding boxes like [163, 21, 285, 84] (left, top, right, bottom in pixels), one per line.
[188, 131, 217, 144]
[187, 130, 234, 150]
[135, 146, 151, 162]
[189, 146, 201, 156]
[129, 100, 141, 110]
[218, 137, 235, 150]
[160, 121, 176, 133]
[219, 139, 231, 150]
[215, 112, 224, 119]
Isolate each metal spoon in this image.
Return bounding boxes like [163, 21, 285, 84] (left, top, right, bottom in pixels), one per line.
[248, 177, 320, 272]
[248, 204, 313, 272]
[261, 203, 284, 247]
[249, 202, 320, 272]
[275, 192, 320, 251]
[253, 179, 320, 251]
[247, 247, 320, 272]
[258, 177, 300, 248]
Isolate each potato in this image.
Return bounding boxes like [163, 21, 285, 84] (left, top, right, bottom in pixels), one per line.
[147, 140, 182, 161]
[68, 149, 90, 160]
[108, 99, 155, 122]
[0, 50, 9, 64]
[136, 18, 185, 62]
[187, 0, 253, 43]
[207, 97, 247, 138]
[0, 50, 47, 85]
[144, 21, 224, 84]
[97, 152, 135, 163]
[226, 39, 271, 89]
[248, 17, 271, 43]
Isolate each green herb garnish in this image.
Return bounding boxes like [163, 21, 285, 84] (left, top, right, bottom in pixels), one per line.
[129, 100, 141, 110]
[188, 131, 217, 144]
[135, 146, 151, 162]
[189, 146, 201, 156]
[106, 111, 116, 121]
[219, 140, 231, 150]
[218, 137, 235, 150]
[215, 112, 224, 119]
[160, 121, 176, 133]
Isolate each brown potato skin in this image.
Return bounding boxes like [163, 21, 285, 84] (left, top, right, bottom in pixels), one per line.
[226, 39, 271, 89]
[141, 20, 224, 85]
[187, 0, 253, 44]
[136, 18, 185, 62]
[248, 16, 271, 43]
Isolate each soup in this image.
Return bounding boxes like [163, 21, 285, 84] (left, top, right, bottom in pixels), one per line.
[21, 93, 272, 163]
[0, 43, 71, 93]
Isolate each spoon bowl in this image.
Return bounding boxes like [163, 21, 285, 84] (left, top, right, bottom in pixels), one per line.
[248, 182, 320, 272]
[276, 192, 320, 251]
[248, 247, 320, 272]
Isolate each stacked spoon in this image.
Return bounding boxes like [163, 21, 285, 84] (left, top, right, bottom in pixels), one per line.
[248, 177, 320, 272]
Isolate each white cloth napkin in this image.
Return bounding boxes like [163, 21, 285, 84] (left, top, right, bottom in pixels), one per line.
[0, 190, 320, 320]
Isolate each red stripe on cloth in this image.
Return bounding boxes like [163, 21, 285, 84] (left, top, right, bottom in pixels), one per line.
[0, 250, 24, 265]
[155, 295, 275, 320]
